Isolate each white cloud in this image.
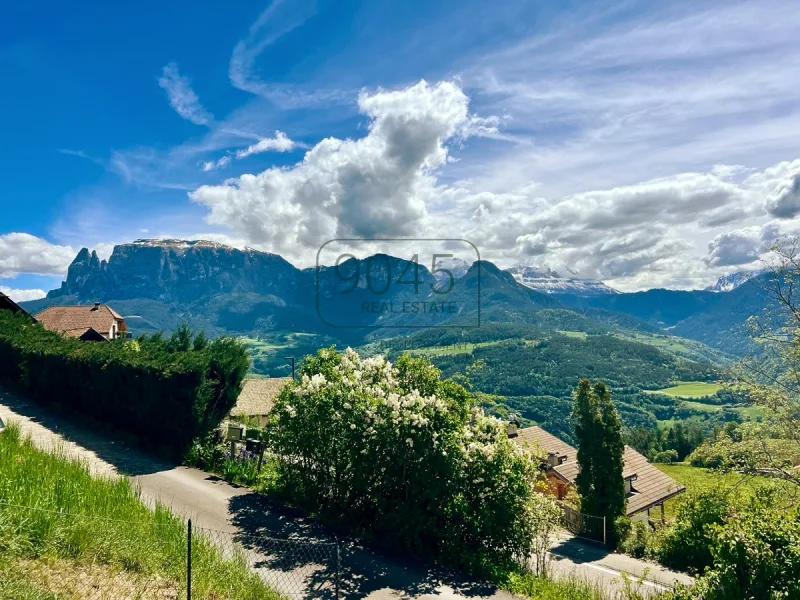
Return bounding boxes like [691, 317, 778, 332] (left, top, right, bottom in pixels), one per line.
[201, 156, 232, 172]
[184, 77, 800, 290]
[0, 286, 46, 302]
[201, 131, 296, 171]
[158, 62, 213, 126]
[191, 80, 488, 258]
[704, 222, 783, 268]
[236, 131, 296, 158]
[764, 170, 800, 218]
[0, 233, 75, 278]
[228, 0, 348, 108]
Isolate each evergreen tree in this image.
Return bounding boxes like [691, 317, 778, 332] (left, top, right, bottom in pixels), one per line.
[594, 382, 626, 532]
[572, 379, 626, 542]
[572, 378, 599, 513]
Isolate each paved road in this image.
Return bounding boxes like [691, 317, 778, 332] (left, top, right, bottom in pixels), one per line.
[547, 533, 693, 596]
[1, 387, 692, 599]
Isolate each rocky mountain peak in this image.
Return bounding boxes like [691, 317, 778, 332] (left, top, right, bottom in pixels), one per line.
[505, 264, 618, 296]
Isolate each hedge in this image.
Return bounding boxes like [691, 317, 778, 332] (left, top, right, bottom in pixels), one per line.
[0, 311, 249, 454]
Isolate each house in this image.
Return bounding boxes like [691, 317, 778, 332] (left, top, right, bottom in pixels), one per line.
[0, 291, 34, 320]
[230, 378, 292, 426]
[510, 423, 576, 500]
[512, 425, 685, 522]
[35, 303, 128, 342]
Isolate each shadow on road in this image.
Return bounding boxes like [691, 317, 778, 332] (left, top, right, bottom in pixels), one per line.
[228, 492, 507, 599]
[0, 387, 176, 476]
[550, 536, 612, 564]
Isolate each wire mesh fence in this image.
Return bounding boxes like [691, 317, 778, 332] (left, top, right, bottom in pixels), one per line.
[195, 525, 340, 599]
[0, 502, 342, 600]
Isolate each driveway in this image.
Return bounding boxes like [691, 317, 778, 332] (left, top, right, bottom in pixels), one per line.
[1, 387, 692, 599]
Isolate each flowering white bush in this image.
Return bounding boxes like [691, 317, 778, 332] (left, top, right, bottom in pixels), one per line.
[266, 346, 558, 574]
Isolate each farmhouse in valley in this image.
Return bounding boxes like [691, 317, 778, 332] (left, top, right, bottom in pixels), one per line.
[511, 424, 685, 522]
[0, 291, 34, 319]
[230, 378, 292, 426]
[35, 303, 128, 342]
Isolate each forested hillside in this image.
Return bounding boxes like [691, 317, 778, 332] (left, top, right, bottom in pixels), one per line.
[368, 324, 737, 443]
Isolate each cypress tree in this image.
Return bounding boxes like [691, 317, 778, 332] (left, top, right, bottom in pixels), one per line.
[572, 378, 599, 514]
[594, 382, 626, 532]
[572, 379, 626, 542]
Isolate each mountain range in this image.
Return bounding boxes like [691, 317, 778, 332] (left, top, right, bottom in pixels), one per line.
[20, 238, 775, 435]
[21, 239, 776, 359]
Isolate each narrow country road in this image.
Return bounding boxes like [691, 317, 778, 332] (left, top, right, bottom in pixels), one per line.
[1, 387, 692, 598]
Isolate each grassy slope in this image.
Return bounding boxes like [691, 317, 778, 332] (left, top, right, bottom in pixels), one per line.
[648, 381, 724, 397]
[654, 463, 797, 520]
[0, 423, 280, 600]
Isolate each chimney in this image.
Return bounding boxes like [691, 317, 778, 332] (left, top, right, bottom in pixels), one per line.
[92, 302, 100, 311]
[506, 414, 520, 438]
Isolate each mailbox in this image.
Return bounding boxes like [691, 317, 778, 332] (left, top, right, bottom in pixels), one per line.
[226, 423, 245, 442]
[246, 438, 264, 454]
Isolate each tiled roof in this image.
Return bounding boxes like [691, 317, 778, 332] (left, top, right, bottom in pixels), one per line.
[622, 446, 686, 515]
[513, 426, 578, 461]
[35, 305, 123, 338]
[549, 445, 685, 516]
[231, 378, 291, 417]
[552, 460, 579, 483]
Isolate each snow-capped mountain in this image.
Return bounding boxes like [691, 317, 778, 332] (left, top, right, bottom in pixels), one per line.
[432, 257, 471, 281]
[505, 265, 619, 296]
[704, 270, 759, 293]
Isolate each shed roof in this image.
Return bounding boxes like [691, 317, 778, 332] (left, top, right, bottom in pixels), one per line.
[231, 378, 291, 417]
[35, 305, 124, 338]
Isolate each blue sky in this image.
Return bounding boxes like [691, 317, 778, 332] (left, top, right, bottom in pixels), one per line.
[3, 0, 800, 299]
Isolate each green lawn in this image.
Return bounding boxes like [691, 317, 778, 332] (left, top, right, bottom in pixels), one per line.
[407, 340, 506, 356]
[648, 381, 723, 398]
[557, 330, 587, 340]
[654, 462, 795, 520]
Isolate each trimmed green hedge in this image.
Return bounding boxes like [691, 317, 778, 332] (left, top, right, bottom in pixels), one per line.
[0, 312, 249, 453]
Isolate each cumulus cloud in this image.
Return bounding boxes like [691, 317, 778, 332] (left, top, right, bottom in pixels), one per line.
[191, 80, 488, 255]
[0, 286, 46, 302]
[704, 223, 780, 267]
[764, 170, 800, 218]
[158, 63, 213, 126]
[0, 233, 75, 278]
[182, 78, 800, 290]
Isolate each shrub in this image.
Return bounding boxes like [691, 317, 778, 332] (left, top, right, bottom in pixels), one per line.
[657, 488, 730, 573]
[667, 494, 800, 600]
[265, 347, 560, 575]
[0, 312, 248, 454]
[652, 449, 679, 464]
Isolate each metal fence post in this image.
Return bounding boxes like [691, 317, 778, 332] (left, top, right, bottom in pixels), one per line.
[187, 519, 192, 600]
[602, 516, 607, 546]
[335, 537, 341, 600]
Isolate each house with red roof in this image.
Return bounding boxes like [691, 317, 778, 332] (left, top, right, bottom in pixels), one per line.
[35, 303, 128, 342]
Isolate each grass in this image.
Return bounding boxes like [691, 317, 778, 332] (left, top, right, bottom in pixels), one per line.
[654, 462, 797, 520]
[557, 330, 588, 339]
[507, 570, 656, 600]
[0, 422, 282, 600]
[407, 340, 505, 356]
[647, 381, 723, 398]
